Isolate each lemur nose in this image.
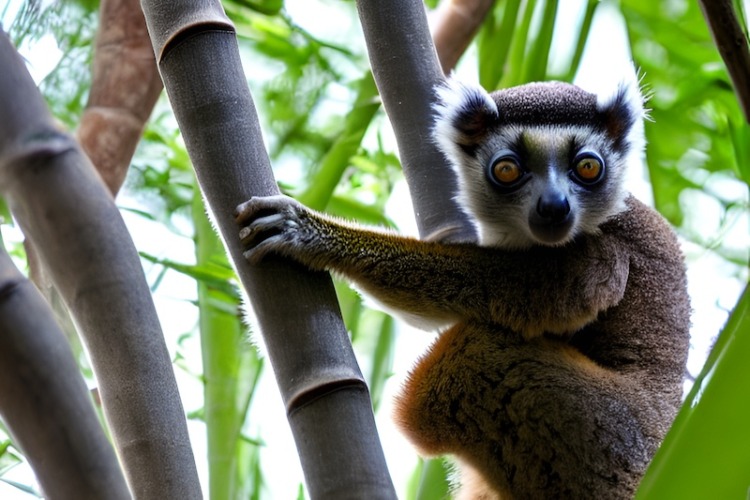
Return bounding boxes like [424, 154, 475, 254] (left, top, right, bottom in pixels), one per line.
[537, 190, 570, 223]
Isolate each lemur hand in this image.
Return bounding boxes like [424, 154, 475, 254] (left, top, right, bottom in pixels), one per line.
[235, 195, 316, 265]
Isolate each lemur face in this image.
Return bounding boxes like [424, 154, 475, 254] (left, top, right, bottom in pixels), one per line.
[433, 78, 645, 248]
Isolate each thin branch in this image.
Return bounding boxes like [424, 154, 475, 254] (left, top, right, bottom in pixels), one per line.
[431, 0, 496, 74]
[698, 0, 750, 122]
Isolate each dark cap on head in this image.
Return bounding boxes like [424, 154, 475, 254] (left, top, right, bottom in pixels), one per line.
[491, 82, 599, 126]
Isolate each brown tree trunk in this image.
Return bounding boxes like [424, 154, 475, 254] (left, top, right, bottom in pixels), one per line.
[78, 0, 162, 196]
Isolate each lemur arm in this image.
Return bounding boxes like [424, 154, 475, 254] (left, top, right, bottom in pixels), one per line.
[236, 195, 629, 337]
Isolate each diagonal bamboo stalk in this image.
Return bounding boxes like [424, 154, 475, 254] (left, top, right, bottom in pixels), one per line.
[0, 241, 130, 500]
[0, 30, 200, 499]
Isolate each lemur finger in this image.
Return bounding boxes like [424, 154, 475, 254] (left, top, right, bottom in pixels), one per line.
[242, 235, 287, 265]
[239, 213, 293, 247]
[235, 195, 298, 225]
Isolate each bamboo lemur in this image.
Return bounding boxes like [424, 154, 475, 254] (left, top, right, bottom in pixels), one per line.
[236, 74, 690, 499]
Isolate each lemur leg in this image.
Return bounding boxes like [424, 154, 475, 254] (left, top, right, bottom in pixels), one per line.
[395, 321, 655, 500]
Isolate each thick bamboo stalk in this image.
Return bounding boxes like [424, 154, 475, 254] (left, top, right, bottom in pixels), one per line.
[0, 30, 200, 499]
[139, 1, 396, 497]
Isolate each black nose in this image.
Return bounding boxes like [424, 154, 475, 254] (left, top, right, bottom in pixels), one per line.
[537, 189, 570, 223]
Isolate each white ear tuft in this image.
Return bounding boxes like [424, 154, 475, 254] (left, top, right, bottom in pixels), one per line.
[432, 78, 497, 167]
[576, 62, 646, 120]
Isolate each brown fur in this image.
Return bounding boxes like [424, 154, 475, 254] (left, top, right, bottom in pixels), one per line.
[392, 198, 689, 499]
[237, 194, 690, 499]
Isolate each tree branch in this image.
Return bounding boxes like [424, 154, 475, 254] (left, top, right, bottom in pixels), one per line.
[78, 0, 163, 196]
[431, 0, 495, 74]
[698, 0, 750, 122]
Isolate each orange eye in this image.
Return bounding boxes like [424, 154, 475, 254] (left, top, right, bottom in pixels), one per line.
[572, 152, 604, 185]
[487, 150, 526, 190]
[491, 159, 522, 184]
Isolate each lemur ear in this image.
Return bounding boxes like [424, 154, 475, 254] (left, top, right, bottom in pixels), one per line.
[593, 67, 647, 151]
[433, 78, 499, 157]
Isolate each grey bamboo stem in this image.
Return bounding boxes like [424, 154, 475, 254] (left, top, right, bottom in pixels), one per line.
[356, 0, 477, 242]
[140, 1, 396, 497]
[0, 244, 131, 500]
[0, 30, 200, 499]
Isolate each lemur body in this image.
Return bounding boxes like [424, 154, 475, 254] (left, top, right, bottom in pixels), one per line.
[236, 76, 690, 499]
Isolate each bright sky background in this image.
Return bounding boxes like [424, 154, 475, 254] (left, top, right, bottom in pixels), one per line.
[0, 0, 748, 498]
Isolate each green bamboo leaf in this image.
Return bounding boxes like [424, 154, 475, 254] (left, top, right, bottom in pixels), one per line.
[413, 458, 451, 500]
[477, 0, 522, 90]
[0, 440, 21, 475]
[500, 0, 538, 88]
[138, 252, 236, 282]
[728, 120, 750, 184]
[0, 196, 11, 226]
[636, 285, 750, 499]
[326, 195, 394, 227]
[298, 72, 381, 211]
[226, 0, 284, 17]
[564, 0, 598, 82]
[522, 0, 558, 82]
[369, 314, 396, 411]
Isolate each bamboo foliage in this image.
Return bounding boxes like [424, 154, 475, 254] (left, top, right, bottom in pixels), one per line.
[635, 0, 750, 496]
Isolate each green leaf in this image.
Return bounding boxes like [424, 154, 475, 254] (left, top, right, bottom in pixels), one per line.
[409, 458, 451, 500]
[226, 0, 284, 17]
[500, 0, 537, 88]
[636, 286, 750, 498]
[563, 0, 598, 82]
[522, 0, 558, 82]
[0, 440, 21, 476]
[477, 0, 522, 89]
[0, 196, 11, 226]
[368, 315, 396, 411]
[298, 72, 381, 210]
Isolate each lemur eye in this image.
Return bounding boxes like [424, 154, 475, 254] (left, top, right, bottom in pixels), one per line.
[493, 160, 521, 183]
[571, 151, 605, 186]
[487, 150, 526, 190]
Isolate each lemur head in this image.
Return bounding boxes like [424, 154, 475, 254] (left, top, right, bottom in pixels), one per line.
[434, 75, 645, 248]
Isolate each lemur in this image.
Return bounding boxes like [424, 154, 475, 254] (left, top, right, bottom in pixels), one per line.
[235, 75, 690, 499]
